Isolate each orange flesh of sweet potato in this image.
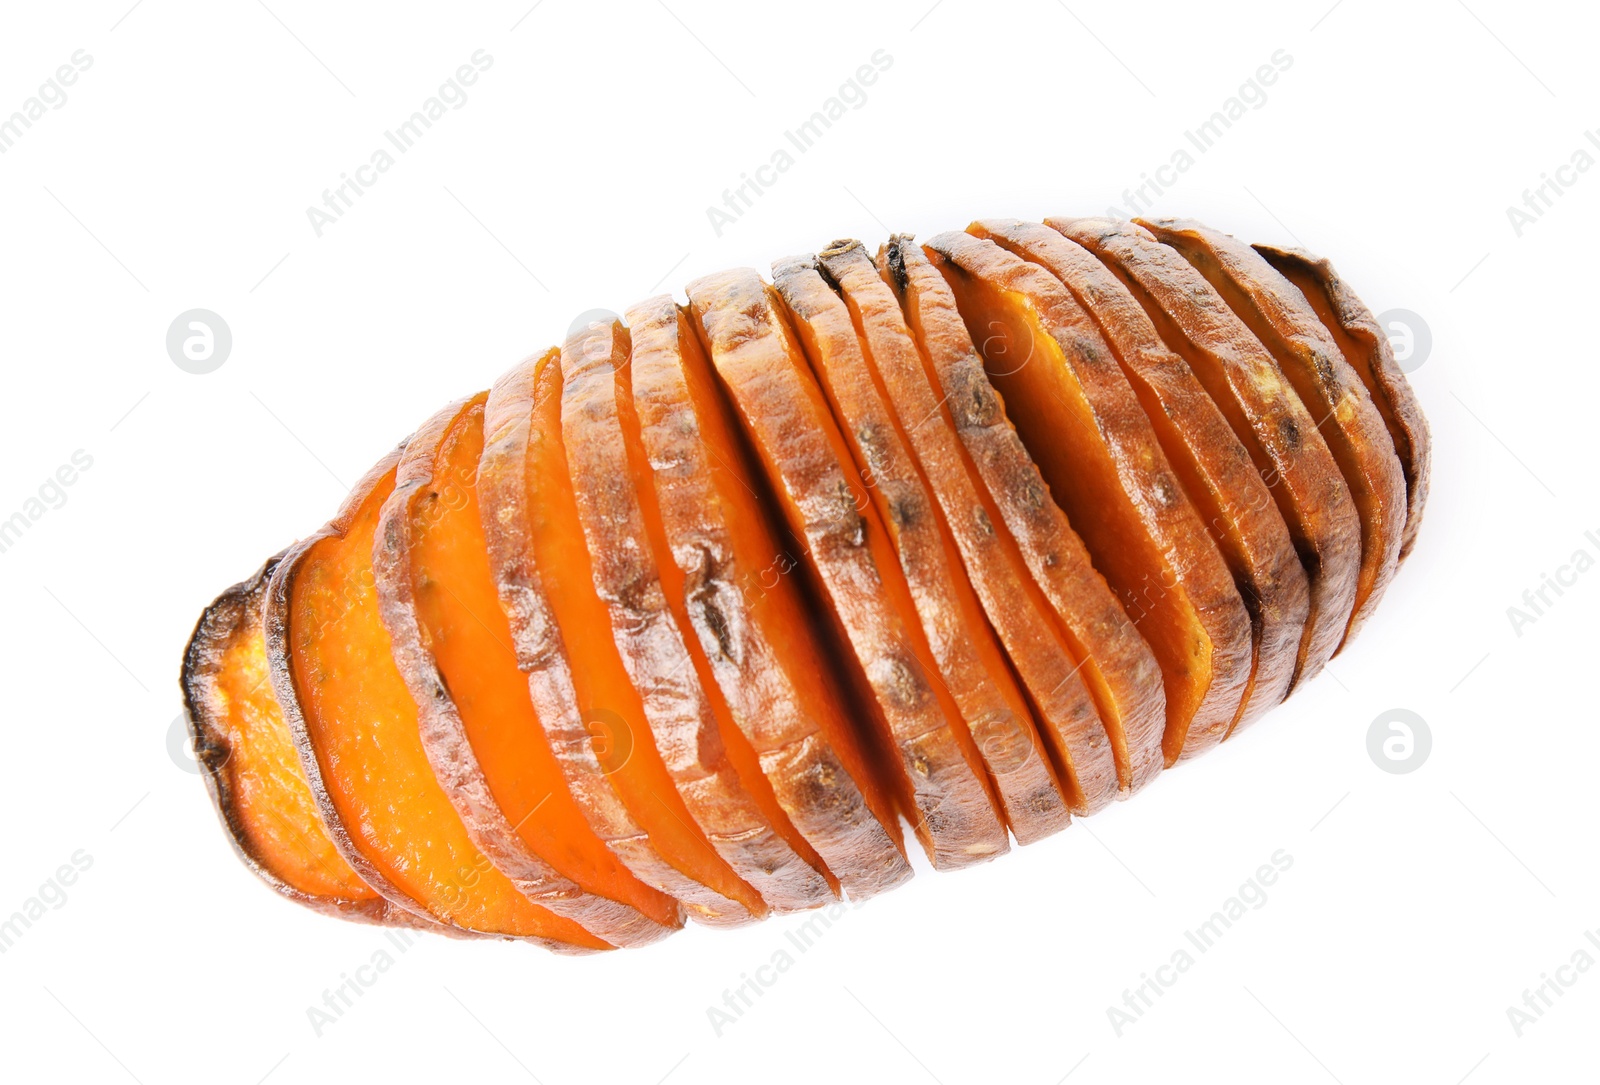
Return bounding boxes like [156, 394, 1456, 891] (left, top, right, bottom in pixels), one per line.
[478, 351, 758, 927]
[1254, 243, 1431, 563]
[927, 232, 1253, 762]
[561, 316, 834, 911]
[972, 220, 1310, 735]
[1138, 219, 1406, 646]
[626, 296, 911, 899]
[182, 559, 411, 924]
[770, 256, 1011, 864]
[816, 239, 1071, 841]
[881, 236, 1163, 801]
[1049, 217, 1361, 688]
[378, 395, 683, 946]
[688, 268, 1002, 870]
[270, 454, 609, 949]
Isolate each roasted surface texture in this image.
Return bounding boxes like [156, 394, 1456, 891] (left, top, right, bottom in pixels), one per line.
[183, 215, 1427, 952]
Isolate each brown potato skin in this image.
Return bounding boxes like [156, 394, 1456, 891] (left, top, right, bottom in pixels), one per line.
[925, 231, 1253, 762]
[560, 315, 835, 912]
[817, 239, 1072, 841]
[477, 349, 759, 927]
[181, 555, 424, 928]
[626, 295, 912, 900]
[772, 252, 1011, 864]
[1254, 243, 1431, 563]
[1138, 218, 1406, 647]
[689, 267, 999, 871]
[881, 235, 1160, 802]
[971, 219, 1309, 735]
[372, 394, 680, 948]
[1050, 217, 1360, 688]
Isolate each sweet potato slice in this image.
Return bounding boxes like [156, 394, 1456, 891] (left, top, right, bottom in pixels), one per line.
[1139, 218, 1406, 644]
[688, 268, 1003, 870]
[971, 219, 1309, 734]
[265, 449, 607, 950]
[880, 236, 1165, 798]
[925, 231, 1252, 762]
[770, 256, 1011, 861]
[812, 240, 1072, 837]
[372, 394, 682, 948]
[1254, 243, 1431, 563]
[560, 315, 834, 912]
[625, 295, 911, 898]
[181, 556, 420, 927]
[478, 348, 764, 927]
[1049, 217, 1360, 687]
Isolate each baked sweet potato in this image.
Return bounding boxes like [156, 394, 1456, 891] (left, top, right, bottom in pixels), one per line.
[185, 212, 1427, 953]
[925, 231, 1253, 762]
[971, 219, 1309, 735]
[1138, 218, 1406, 645]
[265, 450, 607, 949]
[373, 393, 682, 948]
[561, 314, 835, 911]
[880, 235, 1162, 803]
[692, 266, 1004, 870]
[181, 557, 419, 926]
[625, 295, 911, 899]
[1254, 243, 1431, 563]
[1050, 217, 1361, 687]
[478, 348, 763, 927]
[817, 239, 1072, 840]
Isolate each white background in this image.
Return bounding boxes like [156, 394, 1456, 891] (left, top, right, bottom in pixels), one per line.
[1, 0, 1595, 1081]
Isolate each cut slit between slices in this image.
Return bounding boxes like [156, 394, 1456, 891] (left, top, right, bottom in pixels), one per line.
[971, 219, 1309, 735]
[925, 231, 1253, 762]
[1048, 216, 1361, 689]
[1137, 218, 1406, 647]
[561, 314, 835, 912]
[880, 234, 1163, 801]
[373, 394, 683, 948]
[181, 557, 418, 926]
[771, 254, 1010, 863]
[624, 295, 910, 899]
[266, 452, 608, 949]
[816, 238, 1072, 840]
[688, 267, 1004, 870]
[1254, 243, 1431, 563]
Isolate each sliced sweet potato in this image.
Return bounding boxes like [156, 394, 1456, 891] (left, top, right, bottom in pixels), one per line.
[265, 449, 607, 950]
[372, 394, 682, 948]
[971, 219, 1309, 734]
[560, 315, 834, 912]
[771, 255, 1011, 861]
[687, 267, 1003, 870]
[478, 348, 764, 927]
[880, 236, 1164, 798]
[925, 231, 1253, 762]
[181, 556, 421, 927]
[1049, 217, 1361, 687]
[1139, 218, 1406, 645]
[625, 295, 911, 898]
[1254, 242, 1431, 563]
[813, 239, 1072, 838]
